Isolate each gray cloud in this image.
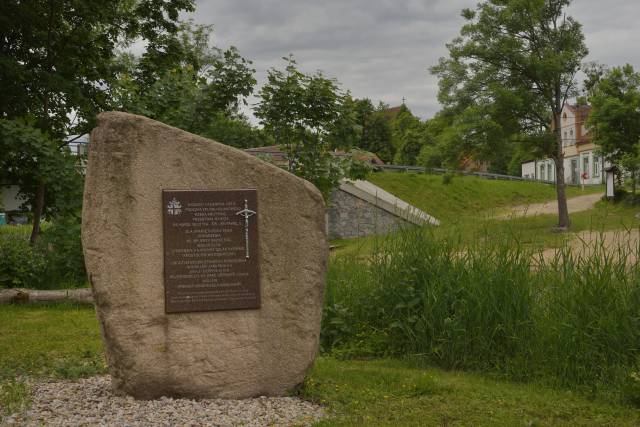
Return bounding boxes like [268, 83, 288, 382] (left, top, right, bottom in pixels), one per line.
[193, 0, 640, 122]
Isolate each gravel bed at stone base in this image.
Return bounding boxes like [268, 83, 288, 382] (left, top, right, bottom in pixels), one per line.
[3, 376, 325, 426]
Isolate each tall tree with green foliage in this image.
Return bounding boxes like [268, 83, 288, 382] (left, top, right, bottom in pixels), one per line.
[109, 21, 261, 147]
[255, 56, 364, 199]
[588, 64, 640, 193]
[325, 93, 360, 150]
[360, 111, 395, 163]
[0, 120, 83, 220]
[0, 0, 195, 242]
[391, 105, 424, 165]
[433, 0, 588, 229]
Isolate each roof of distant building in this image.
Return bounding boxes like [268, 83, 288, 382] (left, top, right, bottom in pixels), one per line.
[567, 104, 592, 123]
[332, 149, 385, 165]
[381, 105, 403, 119]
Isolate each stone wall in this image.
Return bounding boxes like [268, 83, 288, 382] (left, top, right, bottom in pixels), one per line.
[327, 188, 410, 239]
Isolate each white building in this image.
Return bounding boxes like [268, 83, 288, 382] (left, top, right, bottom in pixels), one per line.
[522, 104, 604, 185]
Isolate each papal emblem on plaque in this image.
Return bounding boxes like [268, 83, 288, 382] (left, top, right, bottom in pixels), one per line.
[167, 198, 182, 215]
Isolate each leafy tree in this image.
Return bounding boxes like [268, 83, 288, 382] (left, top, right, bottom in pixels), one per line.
[255, 56, 360, 199]
[395, 128, 425, 166]
[204, 113, 272, 149]
[353, 98, 376, 136]
[391, 105, 424, 165]
[433, 0, 588, 229]
[418, 108, 515, 174]
[417, 110, 455, 169]
[582, 61, 609, 97]
[342, 98, 398, 163]
[360, 111, 395, 163]
[0, 0, 195, 242]
[0, 119, 83, 221]
[588, 64, 640, 193]
[109, 22, 263, 147]
[325, 93, 360, 150]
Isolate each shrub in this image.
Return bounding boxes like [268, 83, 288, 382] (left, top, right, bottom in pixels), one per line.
[441, 172, 454, 185]
[0, 218, 86, 289]
[0, 232, 46, 288]
[40, 218, 86, 288]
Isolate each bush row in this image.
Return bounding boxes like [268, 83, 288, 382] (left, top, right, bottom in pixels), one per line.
[0, 220, 86, 289]
[322, 227, 640, 403]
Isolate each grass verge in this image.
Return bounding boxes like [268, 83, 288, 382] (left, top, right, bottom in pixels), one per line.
[303, 358, 640, 426]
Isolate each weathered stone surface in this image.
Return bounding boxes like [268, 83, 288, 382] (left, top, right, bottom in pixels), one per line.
[82, 112, 327, 400]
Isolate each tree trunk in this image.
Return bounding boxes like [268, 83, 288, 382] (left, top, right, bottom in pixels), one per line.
[0, 288, 93, 305]
[553, 111, 570, 230]
[29, 181, 45, 245]
[554, 159, 570, 229]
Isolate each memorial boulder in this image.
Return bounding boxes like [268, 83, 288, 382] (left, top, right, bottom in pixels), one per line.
[82, 112, 327, 399]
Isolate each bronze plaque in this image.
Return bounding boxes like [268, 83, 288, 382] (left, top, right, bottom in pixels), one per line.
[162, 189, 260, 313]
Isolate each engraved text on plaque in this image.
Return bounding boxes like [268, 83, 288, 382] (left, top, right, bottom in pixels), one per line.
[162, 189, 260, 313]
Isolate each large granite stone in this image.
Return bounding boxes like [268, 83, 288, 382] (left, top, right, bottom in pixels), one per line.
[82, 112, 327, 399]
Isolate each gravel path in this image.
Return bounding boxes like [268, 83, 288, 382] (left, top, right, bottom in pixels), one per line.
[497, 192, 604, 219]
[4, 376, 325, 426]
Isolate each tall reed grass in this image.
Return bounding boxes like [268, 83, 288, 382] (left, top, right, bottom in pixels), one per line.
[322, 227, 640, 401]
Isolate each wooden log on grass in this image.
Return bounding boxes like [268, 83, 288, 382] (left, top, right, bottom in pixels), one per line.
[0, 288, 94, 304]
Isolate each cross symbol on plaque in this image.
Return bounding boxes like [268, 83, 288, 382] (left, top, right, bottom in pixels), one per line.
[236, 199, 256, 259]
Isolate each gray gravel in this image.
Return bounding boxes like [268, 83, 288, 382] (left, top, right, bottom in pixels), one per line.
[3, 376, 324, 426]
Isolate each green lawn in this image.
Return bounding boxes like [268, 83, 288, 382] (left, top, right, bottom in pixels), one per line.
[306, 358, 640, 426]
[0, 302, 105, 379]
[2, 303, 640, 426]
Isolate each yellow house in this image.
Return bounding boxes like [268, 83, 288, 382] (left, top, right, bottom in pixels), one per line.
[522, 103, 604, 185]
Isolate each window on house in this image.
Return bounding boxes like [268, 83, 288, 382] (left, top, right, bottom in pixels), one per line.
[593, 155, 601, 177]
[540, 164, 545, 181]
[547, 163, 553, 182]
[583, 155, 589, 177]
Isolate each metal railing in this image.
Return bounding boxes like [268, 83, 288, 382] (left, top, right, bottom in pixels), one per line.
[373, 164, 585, 186]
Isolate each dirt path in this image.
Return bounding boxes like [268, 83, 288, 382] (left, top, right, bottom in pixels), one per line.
[498, 193, 604, 219]
[541, 229, 640, 264]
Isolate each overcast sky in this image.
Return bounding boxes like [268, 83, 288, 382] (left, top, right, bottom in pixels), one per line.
[191, 0, 640, 122]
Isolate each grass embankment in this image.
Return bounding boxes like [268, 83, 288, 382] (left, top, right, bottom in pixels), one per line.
[1, 303, 639, 425]
[367, 172, 602, 221]
[333, 173, 637, 256]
